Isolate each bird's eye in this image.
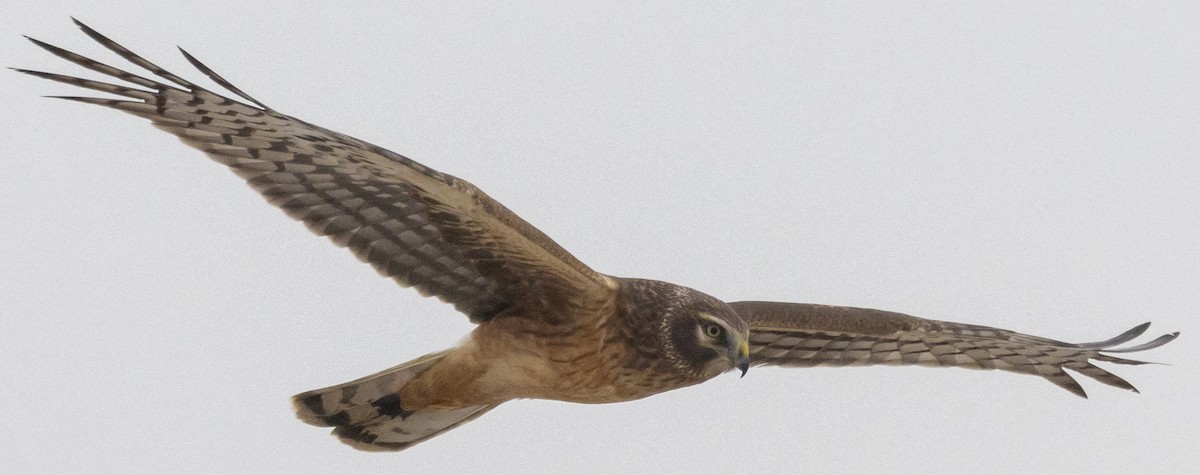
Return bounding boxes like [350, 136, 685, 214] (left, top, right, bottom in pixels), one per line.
[704, 324, 723, 339]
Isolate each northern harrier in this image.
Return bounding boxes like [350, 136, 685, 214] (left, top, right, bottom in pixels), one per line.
[20, 20, 1179, 452]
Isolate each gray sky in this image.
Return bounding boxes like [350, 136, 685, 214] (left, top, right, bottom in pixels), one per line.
[3, 2, 1197, 473]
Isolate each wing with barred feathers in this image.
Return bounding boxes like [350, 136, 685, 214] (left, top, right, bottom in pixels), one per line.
[18, 19, 616, 323]
[729, 301, 1178, 397]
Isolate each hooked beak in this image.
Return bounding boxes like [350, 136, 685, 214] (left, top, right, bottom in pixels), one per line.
[732, 339, 750, 378]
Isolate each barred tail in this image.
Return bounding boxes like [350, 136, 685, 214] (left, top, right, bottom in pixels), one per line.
[292, 350, 497, 452]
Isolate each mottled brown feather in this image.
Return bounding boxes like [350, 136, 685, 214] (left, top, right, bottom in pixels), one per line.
[21, 19, 615, 323]
[730, 301, 1178, 398]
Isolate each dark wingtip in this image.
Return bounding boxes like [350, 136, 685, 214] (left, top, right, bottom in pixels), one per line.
[12, 67, 48, 77]
[70, 18, 101, 39]
[24, 35, 53, 49]
[72, 18, 111, 45]
[1077, 322, 1152, 349]
[1106, 330, 1180, 354]
[175, 44, 273, 110]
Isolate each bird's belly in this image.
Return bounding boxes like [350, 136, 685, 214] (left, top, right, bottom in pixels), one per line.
[427, 316, 692, 407]
[475, 328, 702, 405]
[478, 353, 669, 404]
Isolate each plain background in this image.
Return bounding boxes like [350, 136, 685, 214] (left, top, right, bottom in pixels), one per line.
[2, 2, 1196, 473]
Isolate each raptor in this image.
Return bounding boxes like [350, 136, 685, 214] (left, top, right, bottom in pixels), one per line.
[19, 20, 1178, 452]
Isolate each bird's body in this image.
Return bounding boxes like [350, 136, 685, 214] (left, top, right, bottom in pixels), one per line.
[20, 19, 1178, 453]
[393, 278, 732, 408]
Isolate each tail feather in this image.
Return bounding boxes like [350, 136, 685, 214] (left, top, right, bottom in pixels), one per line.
[292, 350, 496, 452]
[333, 405, 498, 452]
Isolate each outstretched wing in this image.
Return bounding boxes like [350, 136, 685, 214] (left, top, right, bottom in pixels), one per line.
[729, 301, 1178, 398]
[19, 20, 616, 323]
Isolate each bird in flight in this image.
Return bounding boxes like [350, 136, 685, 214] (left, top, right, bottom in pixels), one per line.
[19, 19, 1178, 452]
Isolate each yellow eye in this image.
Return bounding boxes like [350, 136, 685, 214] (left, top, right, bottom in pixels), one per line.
[704, 324, 723, 339]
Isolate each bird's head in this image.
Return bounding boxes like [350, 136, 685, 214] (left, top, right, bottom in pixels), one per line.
[682, 308, 752, 379]
[647, 282, 751, 380]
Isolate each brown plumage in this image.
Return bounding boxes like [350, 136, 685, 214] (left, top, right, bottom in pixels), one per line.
[20, 19, 1178, 453]
[733, 302, 1177, 398]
